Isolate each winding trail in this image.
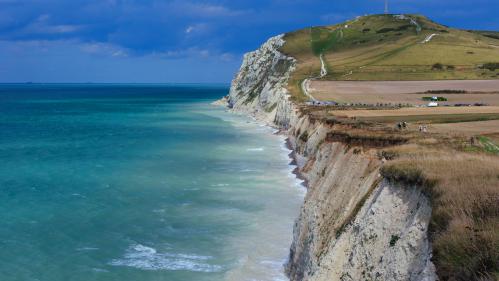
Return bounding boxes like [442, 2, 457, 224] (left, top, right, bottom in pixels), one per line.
[422, 33, 438, 43]
[301, 53, 327, 102]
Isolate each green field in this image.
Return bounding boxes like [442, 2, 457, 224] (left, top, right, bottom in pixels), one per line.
[280, 14, 499, 101]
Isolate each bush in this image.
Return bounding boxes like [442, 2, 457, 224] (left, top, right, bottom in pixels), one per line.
[389, 235, 400, 247]
[483, 34, 499, 40]
[480, 63, 499, 71]
[426, 89, 466, 94]
[381, 164, 435, 190]
[299, 131, 309, 142]
[432, 63, 444, 70]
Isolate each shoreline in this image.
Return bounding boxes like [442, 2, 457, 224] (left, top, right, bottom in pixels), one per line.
[284, 137, 309, 189]
[210, 102, 305, 281]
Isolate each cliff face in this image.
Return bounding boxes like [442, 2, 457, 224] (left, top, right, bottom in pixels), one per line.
[225, 36, 437, 281]
[227, 35, 298, 127]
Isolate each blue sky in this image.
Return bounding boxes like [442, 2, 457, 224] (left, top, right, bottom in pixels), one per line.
[1, 0, 498, 83]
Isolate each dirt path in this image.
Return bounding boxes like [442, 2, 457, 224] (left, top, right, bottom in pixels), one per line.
[422, 33, 438, 43]
[301, 53, 328, 102]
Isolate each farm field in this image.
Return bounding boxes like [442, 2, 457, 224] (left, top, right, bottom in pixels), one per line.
[279, 14, 499, 101]
[310, 80, 499, 105]
[427, 120, 499, 135]
[330, 106, 499, 117]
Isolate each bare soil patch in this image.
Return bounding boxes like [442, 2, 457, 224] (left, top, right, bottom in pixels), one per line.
[311, 80, 499, 105]
[330, 106, 499, 117]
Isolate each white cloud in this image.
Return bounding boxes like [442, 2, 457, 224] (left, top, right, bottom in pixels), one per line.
[149, 47, 237, 62]
[80, 42, 129, 57]
[23, 14, 84, 35]
[169, 1, 248, 18]
[184, 23, 209, 35]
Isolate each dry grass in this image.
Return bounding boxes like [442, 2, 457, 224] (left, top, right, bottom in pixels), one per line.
[381, 146, 499, 280]
[278, 14, 499, 279]
[308, 107, 499, 280]
[428, 120, 499, 136]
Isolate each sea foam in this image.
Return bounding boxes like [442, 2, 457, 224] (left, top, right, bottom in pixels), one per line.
[109, 244, 222, 272]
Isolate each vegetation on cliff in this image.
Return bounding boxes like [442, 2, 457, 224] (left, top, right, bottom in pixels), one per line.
[279, 14, 499, 101]
[382, 147, 499, 280]
[299, 106, 499, 280]
[229, 13, 499, 280]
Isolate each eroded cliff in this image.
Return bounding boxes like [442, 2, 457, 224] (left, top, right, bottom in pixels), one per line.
[222, 35, 437, 281]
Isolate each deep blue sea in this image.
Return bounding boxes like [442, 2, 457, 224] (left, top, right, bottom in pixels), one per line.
[0, 84, 303, 281]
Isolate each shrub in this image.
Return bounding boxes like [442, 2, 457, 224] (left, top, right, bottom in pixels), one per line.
[483, 34, 499, 40]
[389, 235, 400, 247]
[377, 150, 398, 160]
[432, 63, 444, 70]
[381, 164, 436, 191]
[480, 63, 499, 71]
[299, 131, 309, 142]
[426, 89, 466, 94]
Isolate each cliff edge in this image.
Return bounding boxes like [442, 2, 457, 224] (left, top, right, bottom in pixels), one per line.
[223, 33, 438, 281]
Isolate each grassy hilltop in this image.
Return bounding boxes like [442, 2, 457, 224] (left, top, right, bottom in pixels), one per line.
[279, 14, 499, 101]
[274, 14, 499, 281]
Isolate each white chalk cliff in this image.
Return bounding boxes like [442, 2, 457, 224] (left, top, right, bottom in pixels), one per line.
[222, 35, 437, 281]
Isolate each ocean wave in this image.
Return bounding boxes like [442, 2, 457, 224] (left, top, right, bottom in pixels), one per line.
[76, 247, 99, 251]
[211, 183, 229, 187]
[109, 244, 222, 272]
[246, 147, 264, 152]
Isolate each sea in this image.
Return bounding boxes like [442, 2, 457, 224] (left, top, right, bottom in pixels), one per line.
[0, 84, 304, 281]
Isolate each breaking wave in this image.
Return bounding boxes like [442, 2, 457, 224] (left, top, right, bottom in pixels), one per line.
[109, 244, 222, 272]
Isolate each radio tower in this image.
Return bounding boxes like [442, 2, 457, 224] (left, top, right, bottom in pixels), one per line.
[384, 0, 389, 14]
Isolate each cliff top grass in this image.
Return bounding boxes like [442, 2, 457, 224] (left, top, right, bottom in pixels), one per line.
[296, 99, 499, 280]
[302, 105, 499, 280]
[280, 14, 499, 102]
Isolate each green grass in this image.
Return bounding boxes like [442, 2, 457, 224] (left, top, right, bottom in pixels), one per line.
[279, 14, 499, 100]
[478, 136, 499, 154]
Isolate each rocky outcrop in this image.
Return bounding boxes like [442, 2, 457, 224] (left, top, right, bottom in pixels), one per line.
[224, 35, 437, 281]
[226, 35, 298, 127]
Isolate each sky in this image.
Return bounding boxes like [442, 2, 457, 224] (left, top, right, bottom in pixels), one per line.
[0, 0, 498, 83]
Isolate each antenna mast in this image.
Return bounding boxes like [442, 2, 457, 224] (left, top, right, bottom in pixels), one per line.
[384, 0, 389, 14]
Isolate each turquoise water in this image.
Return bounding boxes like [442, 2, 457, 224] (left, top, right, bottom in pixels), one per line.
[0, 84, 303, 281]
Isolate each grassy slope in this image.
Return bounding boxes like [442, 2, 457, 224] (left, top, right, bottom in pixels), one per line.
[280, 14, 499, 101]
[280, 15, 499, 280]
